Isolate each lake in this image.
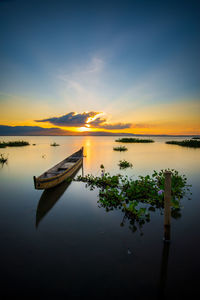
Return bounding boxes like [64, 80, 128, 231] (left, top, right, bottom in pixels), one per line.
[0, 136, 199, 299]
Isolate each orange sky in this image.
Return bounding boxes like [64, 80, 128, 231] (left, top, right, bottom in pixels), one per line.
[0, 93, 199, 135]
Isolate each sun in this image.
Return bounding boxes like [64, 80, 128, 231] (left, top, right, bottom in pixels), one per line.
[79, 126, 91, 132]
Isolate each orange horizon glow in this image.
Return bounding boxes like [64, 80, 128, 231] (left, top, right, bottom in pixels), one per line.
[0, 98, 200, 135]
[0, 120, 199, 135]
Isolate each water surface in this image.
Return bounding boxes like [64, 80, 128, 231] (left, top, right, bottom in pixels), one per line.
[0, 136, 199, 298]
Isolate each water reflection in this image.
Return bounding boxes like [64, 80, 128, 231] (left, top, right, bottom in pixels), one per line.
[120, 212, 150, 235]
[157, 242, 170, 299]
[36, 163, 83, 228]
[36, 179, 71, 228]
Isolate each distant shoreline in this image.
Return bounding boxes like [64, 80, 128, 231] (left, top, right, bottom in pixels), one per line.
[0, 134, 199, 137]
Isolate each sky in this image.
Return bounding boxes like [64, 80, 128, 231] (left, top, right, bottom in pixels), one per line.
[0, 0, 199, 135]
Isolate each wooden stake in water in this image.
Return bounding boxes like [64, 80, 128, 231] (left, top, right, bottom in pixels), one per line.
[164, 171, 171, 242]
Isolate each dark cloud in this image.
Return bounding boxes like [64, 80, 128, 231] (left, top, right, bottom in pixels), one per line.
[35, 112, 99, 127]
[93, 122, 132, 129]
[89, 117, 132, 129]
[89, 117, 106, 126]
[35, 111, 133, 130]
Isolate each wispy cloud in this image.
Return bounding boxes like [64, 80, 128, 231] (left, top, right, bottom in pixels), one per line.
[57, 56, 107, 109]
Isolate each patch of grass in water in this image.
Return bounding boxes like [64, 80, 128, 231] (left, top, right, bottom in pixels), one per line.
[50, 142, 60, 146]
[115, 138, 154, 143]
[0, 140, 29, 147]
[192, 137, 200, 140]
[75, 169, 191, 234]
[0, 142, 7, 148]
[113, 146, 128, 151]
[118, 160, 133, 169]
[166, 140, 200, 148]
[0, 153, 8, 164]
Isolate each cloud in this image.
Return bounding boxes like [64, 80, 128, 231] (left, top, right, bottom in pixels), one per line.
[133, 123, 156, 128]
[35, 111, 100, 127]
[83, 57, 104, 74]
[89, 117, 132, 129]
[35, 111, 133, 130]
[35, 110, 156, 130]
[98, 123, 132, 129]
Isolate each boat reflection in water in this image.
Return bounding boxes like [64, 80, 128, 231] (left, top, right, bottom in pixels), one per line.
[36, 163, 83, 228]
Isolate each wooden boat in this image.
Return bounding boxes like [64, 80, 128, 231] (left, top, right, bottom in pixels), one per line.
[33, 147, 83, 190]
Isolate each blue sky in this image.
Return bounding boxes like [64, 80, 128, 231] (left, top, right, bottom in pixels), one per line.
[0, 0, 199, 134]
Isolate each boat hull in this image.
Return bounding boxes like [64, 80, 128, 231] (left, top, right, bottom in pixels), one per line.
[34, 157, 83, 190]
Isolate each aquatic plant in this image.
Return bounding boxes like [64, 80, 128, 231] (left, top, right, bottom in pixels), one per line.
[166, 140, 200, 148]
[192, 137, 200, 140]
[113, 146, 128, 151]
[0, 141, 29, 147]
[0, 153, 8, 164]
[75, 169, 191, 234]
[0, 142, 7, 148]
[50, 142, 60, 146]
[76, 173, 121, 190]
[118, 160, 133, 169]
[115, 138, 154, 143]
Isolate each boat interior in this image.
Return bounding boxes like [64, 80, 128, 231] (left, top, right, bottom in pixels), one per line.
[40, 153, 82, 179]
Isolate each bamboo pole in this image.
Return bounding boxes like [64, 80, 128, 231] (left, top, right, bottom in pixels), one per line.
[164, 171, 171, 242]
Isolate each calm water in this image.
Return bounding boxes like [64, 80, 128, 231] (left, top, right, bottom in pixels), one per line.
[0, 136, 199, 299]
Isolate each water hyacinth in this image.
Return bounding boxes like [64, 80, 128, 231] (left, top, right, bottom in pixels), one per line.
[75, 169, 191, 234]
[0, 140, 29, 148]
[118, 160, 133, 169]
[158, 189, 164, 195]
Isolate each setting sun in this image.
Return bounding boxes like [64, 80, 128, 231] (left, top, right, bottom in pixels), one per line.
[79, 126, 91, 132]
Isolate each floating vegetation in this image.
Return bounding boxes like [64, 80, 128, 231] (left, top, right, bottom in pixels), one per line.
[0, 141, 29, 148]
[118, 160, 133, 169]
[32, 143, 36, 146]
[50, 142, 60, 146]
[113, 146, 128, 151]
[0, 142, 7, 148]
[115, 138, 154, 143]
[166, 140, 200, 148]
[192, 137, 200, 140]
[0, 153, 8, 165]
[75, 169, 191, 234]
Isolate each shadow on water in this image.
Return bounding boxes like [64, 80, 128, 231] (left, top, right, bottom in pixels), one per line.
[36, 179, 72, 228]
[36, 162, 83, 228]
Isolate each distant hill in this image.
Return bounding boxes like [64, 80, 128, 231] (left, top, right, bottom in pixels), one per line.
[0, 125, 198, 137]
[0, 125, 135, 136]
